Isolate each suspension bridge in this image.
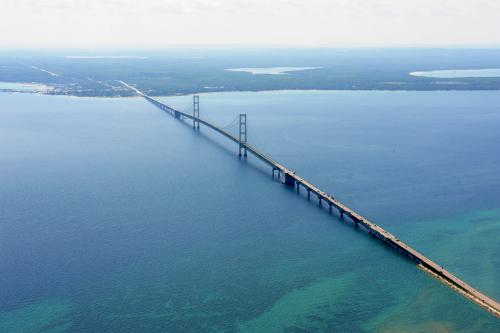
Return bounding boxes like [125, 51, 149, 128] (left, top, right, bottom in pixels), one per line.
[120, 81, 500, 318]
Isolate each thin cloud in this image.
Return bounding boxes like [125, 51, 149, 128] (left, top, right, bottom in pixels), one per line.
[1, 0, 500, 47]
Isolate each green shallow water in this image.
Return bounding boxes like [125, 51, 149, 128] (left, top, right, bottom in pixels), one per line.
[0, 91, 499, 332]
[0, 299, 73, 333]
[238, 273, 355, 332]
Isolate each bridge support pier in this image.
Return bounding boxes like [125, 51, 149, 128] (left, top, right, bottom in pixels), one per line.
[283, 172, 295, 186]
[319, 197, 322, 207]
[239, 114, 247, 158]
[193, 95, 200, 130]
[296, 182, 300, 193]
[329, 204, 332, 214]
[307, 189, 311, 200]
[174, 111, 181, 119]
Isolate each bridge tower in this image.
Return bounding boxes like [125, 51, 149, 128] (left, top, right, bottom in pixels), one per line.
[193, 95, 200, 129]
[239, 114, 247, 158]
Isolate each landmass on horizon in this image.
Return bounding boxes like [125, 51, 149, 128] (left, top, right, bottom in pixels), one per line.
[1, 48, 500, 97]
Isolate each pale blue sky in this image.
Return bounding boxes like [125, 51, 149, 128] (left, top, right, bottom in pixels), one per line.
[1, 0, 500, 48]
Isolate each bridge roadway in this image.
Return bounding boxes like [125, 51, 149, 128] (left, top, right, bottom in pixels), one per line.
[122, 82, 500, 318]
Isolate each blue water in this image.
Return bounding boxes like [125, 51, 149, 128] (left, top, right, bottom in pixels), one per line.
[0, 91, 499, 332]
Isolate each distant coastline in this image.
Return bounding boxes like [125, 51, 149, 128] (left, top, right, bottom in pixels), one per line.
[2, 48, 500, 97]
[3, 84, 500, 99]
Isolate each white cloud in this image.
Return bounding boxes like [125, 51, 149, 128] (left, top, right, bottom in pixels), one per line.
[5, 0, 256, 14]
[1, 0, 499, 48]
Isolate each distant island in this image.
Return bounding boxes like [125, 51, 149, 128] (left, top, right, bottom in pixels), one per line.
[1, 48, 500, 97]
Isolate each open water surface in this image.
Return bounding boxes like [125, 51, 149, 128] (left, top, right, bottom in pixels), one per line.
[1, 90, 499, 332]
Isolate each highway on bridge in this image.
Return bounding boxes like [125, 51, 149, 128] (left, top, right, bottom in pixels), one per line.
[121, 81, 500, 318]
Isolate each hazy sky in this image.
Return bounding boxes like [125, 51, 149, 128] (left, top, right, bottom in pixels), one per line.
[2, 0, 500, 48]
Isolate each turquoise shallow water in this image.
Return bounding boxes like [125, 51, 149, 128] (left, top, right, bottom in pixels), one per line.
[0, 91, 499, 332]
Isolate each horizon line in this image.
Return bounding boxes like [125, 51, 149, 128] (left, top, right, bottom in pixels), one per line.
[2, 43, 500, 52]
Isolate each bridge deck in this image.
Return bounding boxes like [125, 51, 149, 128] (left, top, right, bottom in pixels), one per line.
[122, 82, 500, 318]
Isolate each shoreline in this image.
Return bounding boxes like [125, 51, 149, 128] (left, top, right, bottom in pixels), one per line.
[2, 87, 500, 99]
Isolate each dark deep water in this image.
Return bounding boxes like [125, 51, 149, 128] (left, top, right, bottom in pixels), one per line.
[0, 90, 499, 332]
